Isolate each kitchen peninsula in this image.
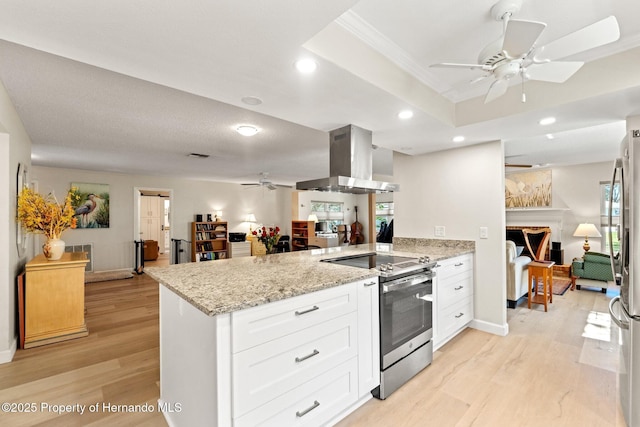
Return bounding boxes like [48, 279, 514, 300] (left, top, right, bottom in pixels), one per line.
[146, 238, 474, 427]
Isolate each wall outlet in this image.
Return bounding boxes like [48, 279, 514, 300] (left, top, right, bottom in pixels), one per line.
[434, 226, 445, 237]
[480, 226, 489, 239]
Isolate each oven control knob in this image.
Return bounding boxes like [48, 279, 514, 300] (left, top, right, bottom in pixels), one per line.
[379, 264, 387, 272]
[419, 256, 430, 264]
[386, 263, 394, 271]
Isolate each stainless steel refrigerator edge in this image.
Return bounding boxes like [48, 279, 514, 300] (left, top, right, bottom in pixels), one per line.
[608, 130, 640, 426]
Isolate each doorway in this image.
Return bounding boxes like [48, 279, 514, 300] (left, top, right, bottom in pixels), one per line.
[134, 188, 172, 267]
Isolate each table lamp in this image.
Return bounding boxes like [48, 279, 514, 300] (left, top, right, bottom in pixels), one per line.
[245, 213, 257, 232]
[573, 223, 601, 252]
[308, 214, 318, 222]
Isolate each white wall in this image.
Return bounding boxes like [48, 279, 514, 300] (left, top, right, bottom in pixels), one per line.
[31, 166, 292, 271]
[0, 79, 32, 364]
[393, 141, 507, 334]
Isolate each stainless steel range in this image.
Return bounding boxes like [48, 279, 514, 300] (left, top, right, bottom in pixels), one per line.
[322, 252, 436, 399]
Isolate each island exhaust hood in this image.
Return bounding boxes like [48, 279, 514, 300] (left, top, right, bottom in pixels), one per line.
[296, 125, 399, 194]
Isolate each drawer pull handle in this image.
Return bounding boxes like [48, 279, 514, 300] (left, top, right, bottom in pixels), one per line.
[455, 312, 464, 318]
[364, 281, 377, 287]
[296, 400, 320, 417]
[455, 262, 464, 267]
[295, 349, 319, 363]
[295, 306, 319, 316]
[454, 285, 464, 291]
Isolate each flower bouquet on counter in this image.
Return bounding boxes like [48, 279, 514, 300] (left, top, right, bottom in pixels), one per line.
[252, 225, 280, 254]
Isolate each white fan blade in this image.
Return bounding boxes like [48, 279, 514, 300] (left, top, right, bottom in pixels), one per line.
[526, 61, 584, 83]
[430, 62, 490, 71]
[535, 15, 620, 61]
[502, 19, 547, 58]
[484, 78, 509, 103]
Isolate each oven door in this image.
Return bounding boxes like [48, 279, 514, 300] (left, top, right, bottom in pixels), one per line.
[380, 272, 433, 369]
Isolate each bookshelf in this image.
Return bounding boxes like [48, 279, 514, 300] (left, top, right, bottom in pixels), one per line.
[291, 220, 314, 251]
[191, 221, 228, 262]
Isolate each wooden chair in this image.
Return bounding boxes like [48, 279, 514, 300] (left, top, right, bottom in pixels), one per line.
[522, 228, 551, 261]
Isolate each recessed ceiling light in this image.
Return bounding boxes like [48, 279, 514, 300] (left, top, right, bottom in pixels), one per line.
[241, 96, 263, 106]
[452, 136, 465, 143]
[236, 125, 259, 136]
[295, 58, 317, 74]
[398, 110, 413, 120]
[546, 134, 555, 140]
[539, 117, 556, 126]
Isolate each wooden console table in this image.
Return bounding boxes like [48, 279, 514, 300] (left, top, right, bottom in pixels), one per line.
[23, 252, 89, 348]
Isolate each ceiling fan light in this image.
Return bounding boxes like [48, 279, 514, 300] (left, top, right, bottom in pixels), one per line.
[236, 125, 259, 136]
[539, 117, 556, 126]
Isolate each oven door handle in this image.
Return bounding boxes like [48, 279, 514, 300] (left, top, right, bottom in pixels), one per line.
[382, 273, 434, 293]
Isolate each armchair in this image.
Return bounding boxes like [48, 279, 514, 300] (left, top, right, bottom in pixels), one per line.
[571, 251, 615, 293]
[506, 240, 531, 308]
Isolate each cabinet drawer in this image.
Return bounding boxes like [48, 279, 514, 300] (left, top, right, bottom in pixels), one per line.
[438, 296, 473, 340]
[232, 283, 357, 352]
[233, 312, 358, 417]
[234, 357, 358, 427]
[436, 254, 473, 276]
[438, 270, 473, 310]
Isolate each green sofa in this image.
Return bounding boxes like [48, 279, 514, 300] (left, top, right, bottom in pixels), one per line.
[571, 252, 614, 293]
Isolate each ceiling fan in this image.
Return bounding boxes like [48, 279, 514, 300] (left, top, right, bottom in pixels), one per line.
[430, 0, 620, 103]
[241, 172, 291, 190]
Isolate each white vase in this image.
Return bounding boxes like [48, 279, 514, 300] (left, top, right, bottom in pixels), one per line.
[43, 238, 65, 261]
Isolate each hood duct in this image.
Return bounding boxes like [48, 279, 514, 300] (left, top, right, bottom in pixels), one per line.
[296, 125, 399, 194]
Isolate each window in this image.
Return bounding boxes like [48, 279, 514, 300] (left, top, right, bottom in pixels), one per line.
[311, 201, 344, 230]
[375, 202, 394, 232]
[600, 181, 620, 253]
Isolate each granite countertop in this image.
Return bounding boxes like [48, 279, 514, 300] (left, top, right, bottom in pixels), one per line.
[145, 238, 474, 317]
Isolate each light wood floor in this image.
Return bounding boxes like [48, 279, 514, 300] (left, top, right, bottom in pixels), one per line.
[0, 275, 625, 426]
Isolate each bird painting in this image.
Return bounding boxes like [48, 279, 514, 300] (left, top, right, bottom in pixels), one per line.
[75, 193, 101, 227]
[71, 183, 110, 228]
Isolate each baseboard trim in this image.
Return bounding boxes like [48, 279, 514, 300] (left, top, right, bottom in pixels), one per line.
[0, 336, 17, 364]
[470, 319, 509, 337]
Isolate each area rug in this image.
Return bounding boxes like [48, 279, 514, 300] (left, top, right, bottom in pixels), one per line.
[85, 270, 133, 283]
[536, 277, 572, 296]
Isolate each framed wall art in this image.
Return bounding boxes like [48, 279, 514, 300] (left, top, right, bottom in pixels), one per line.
[71, 182, 110, 228]
[505, 169, 552, 208]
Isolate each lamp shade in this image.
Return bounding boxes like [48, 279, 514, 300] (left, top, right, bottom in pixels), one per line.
[573, 223, 601, 238]
[245, 213, 256, 223]
[307, 214, 319, 222]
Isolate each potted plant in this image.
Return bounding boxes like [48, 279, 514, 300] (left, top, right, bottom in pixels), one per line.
[17, 187, 78, 260]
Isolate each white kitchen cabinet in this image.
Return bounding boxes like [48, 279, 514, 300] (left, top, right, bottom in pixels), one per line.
[433, 253, 474, 350]
[140, 195, 164, 251]
[159, 278, 378, 427]
[357, 277, 380, 398]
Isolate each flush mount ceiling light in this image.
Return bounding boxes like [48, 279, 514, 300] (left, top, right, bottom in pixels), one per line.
[295, 58, 317, 73]
[452, 136, 465, 143]
[236, 125, 259, 136]
[241, 96, 263, 106]
[539, 117, 556, 126]
[398, 110, 413, 120]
